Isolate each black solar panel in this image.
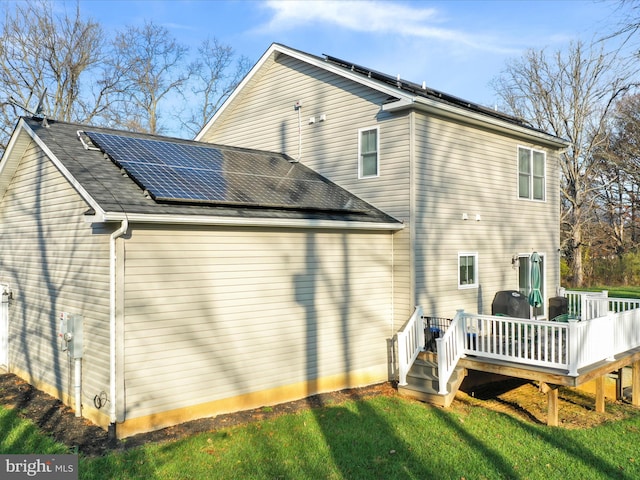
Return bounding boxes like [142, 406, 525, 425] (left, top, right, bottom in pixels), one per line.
[85, 131, 367, 212]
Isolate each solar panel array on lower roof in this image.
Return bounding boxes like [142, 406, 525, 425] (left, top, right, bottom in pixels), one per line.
[85, 131, 366, 212]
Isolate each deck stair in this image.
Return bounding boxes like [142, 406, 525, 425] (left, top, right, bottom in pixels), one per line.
[398, 352, 466, 407]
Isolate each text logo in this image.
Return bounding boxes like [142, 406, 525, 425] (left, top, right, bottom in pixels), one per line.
[1, 455, 77, 479]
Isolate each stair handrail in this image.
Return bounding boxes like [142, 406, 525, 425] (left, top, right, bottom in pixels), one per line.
[397, 306, 424, 386]
[436, 309, 466, 395]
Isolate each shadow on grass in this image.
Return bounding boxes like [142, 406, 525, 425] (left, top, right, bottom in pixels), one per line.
[429, 403, 521, 479]
[433, 396, 639, 480]
[312, 396, 433, 479]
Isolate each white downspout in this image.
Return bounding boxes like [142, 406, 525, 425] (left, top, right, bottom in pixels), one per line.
[74, 356, 82, 417]
[109, 219, 128, 431]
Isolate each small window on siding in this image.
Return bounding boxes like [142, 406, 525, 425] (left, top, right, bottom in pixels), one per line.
[518, 146, 545, 201]
[358, 127, 379, 178]
[458, 253, 478, 289]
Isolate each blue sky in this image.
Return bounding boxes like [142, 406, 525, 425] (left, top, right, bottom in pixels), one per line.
[69, 0, 629, 114]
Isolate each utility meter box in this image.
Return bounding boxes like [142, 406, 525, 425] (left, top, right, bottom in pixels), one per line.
[59, 312, 84, 359]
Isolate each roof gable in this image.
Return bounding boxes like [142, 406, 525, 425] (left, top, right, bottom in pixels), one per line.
[197, 43, 567, 149]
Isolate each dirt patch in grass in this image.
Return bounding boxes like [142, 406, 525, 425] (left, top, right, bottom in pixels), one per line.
[455, 371, 637, 428]
[1, 371, 637, 457]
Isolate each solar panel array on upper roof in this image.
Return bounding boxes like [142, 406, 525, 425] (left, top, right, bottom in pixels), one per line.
[85, 131, 367, 212]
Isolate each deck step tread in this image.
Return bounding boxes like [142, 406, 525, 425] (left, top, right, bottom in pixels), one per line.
[399, 355, 467, 408]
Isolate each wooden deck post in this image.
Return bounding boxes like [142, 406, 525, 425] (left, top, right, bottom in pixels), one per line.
[633, 360, 640, 407]
[615, 368, 623, 401]
[595, 375, 605, 413]
[540, 382, 559, 426]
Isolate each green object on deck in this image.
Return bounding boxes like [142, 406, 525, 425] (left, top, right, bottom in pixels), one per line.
[551, 313, 569, 322]
[528, 252, 543, 317]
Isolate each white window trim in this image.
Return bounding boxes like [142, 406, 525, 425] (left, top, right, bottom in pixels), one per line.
[458, 252, 479, 289]
[517, 145, 546, 202]
[358, 126, 380, 179]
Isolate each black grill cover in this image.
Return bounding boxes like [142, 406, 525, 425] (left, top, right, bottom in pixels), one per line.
[548, 296, 568, 320]
[491, 290, 530, 319]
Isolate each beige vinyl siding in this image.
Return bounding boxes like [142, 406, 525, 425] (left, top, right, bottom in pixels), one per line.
[200, 54, 413, 323]
[122, 225, 393, 418]
[0, 144, 111, 406]
[413, 113, 560, 317]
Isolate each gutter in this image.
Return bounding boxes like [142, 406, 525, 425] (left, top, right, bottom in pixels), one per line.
[109, 218, 128, 438]
[383, 97, 570, 150]
[86, 212, 404, 232]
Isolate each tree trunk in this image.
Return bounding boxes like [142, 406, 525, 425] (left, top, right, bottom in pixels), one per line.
[572, 226, 584, 287]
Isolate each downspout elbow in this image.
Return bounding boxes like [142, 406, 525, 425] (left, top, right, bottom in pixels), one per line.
[112, 219, 129, 242]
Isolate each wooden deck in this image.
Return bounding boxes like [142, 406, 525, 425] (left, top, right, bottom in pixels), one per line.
[396, 294, 640, 427]
[459, 346, 640, 388]
[457, 346, 640, 426]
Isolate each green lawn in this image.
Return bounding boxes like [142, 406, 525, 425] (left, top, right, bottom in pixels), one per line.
[3, 394, 640, 480]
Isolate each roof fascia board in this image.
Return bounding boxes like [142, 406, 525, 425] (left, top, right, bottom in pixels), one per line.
[20, 120, 109, 217]
[195, 43, 412, 140]
[384, 97, 569, 149]
[277, 45, 412, 99]
[86, 211, 404, 232]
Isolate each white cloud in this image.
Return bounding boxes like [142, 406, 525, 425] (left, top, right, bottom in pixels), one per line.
[258, 0, 520, 54]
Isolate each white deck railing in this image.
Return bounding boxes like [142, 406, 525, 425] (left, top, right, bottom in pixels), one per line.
[434, 298, 640, 394]
[562, 289, 609, 320]
[399, 290, 640, 395]
[435, 310, 465, 394]
[564, 289, 640, 317]
[397, 306, 424, 386]
[609, 297, 640, 313]
[461, 313, 569, 370]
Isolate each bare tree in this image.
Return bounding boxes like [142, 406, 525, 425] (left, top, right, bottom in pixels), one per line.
[492, 41, 637, 287]
[182, 38, 251, 136]
[0, 0, 107, 149]
[0, 2, 250, 144]
[106, 21, 191, 135]
[596, 94, 640, 255]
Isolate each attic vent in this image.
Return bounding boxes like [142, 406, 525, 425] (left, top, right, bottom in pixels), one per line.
[76, 131, 101, 151]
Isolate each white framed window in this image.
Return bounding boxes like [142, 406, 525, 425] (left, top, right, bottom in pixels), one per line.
[458, 252, 478, 289]
[518, 146, 545, 201]
[358, 126, 379, 178]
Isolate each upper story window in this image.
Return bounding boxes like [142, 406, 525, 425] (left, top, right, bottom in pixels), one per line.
[458, 252, 478, 289]
[518, 146, 545, 201]
[358, 126, 379, 178]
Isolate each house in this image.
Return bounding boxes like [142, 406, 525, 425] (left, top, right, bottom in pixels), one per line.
[0, 43, 572, 438]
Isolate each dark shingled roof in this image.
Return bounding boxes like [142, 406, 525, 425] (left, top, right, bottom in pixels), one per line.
[323, 53, 530, 128]
[22, 117, 401, 226]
